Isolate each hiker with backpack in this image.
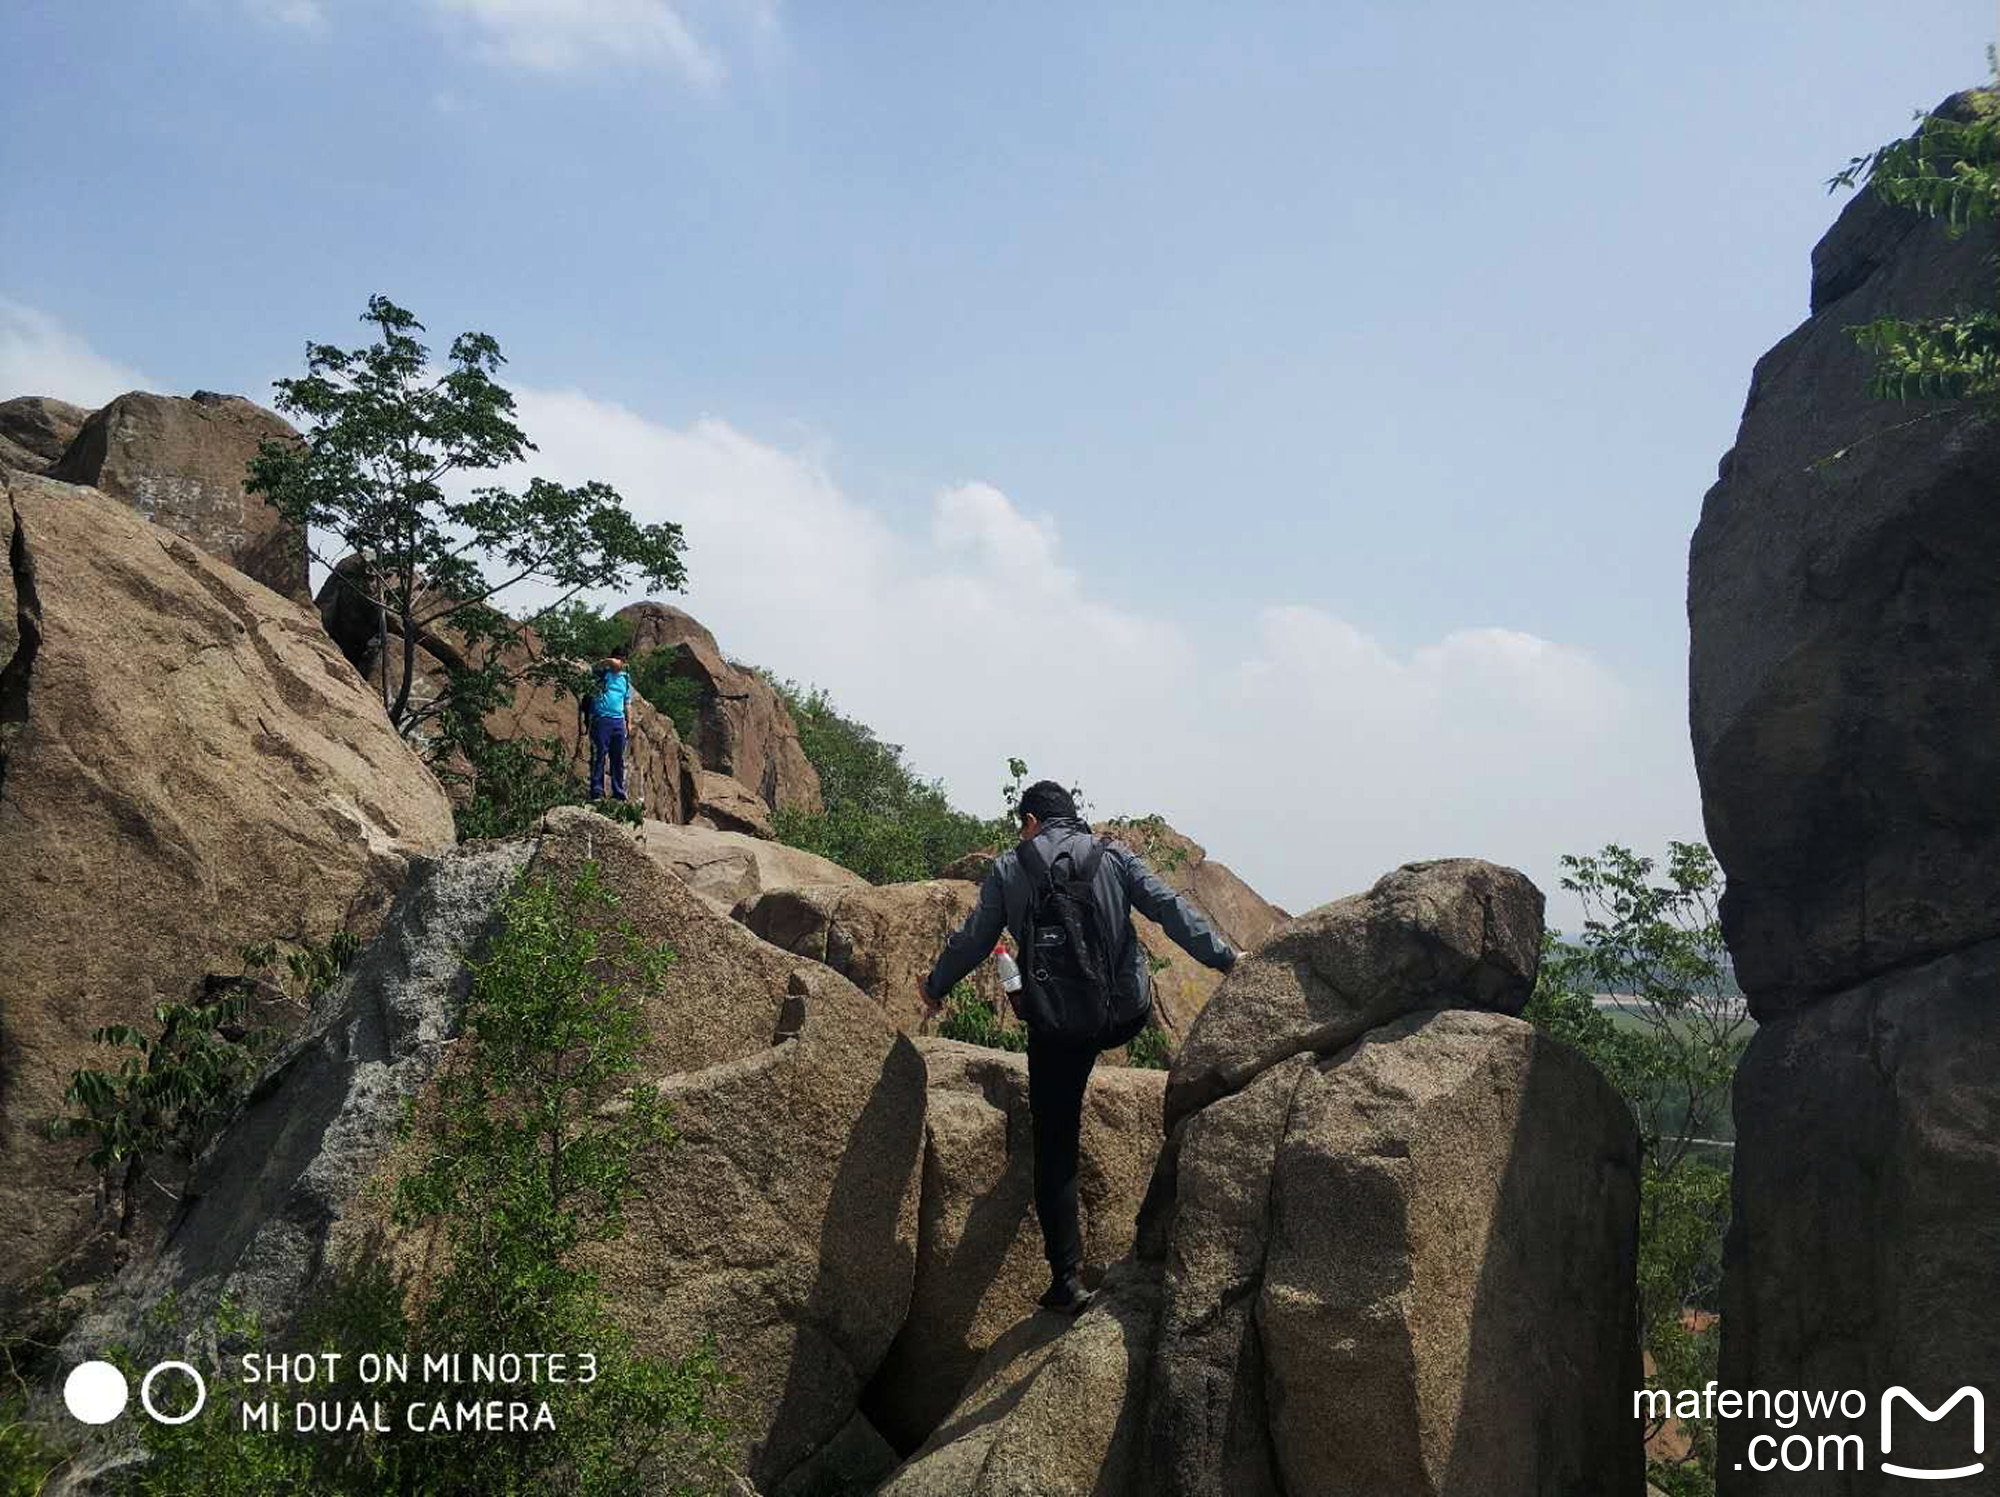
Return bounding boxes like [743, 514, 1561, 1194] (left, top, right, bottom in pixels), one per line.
[583, 656, 636, 801]
[918, 780, 1240, 1314]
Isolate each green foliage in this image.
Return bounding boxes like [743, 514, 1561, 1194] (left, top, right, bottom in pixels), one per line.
[1830, 69, 2000, 404]
[935, 982, 1027, 1053]
[0, 1397, 71, 1496]
[50, 989, 276, 1240]
[767, 680, 1015, 883]
[1124, 1024, 1172, 1070]
[631, 648, 705, 741]
[248, 295, 687, 744]
[1114, 814, 1192, 875]
[537, 601, 634, 666]
[129, 866, 733, 1495]
[445, 731, 586, 841]
[1523, 841, 1747, 1497]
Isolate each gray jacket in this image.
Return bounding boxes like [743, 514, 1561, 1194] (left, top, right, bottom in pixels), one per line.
[921, 820, 1238, 1013]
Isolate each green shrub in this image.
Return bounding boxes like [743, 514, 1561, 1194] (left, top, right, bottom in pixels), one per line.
[0, 1398, 72, 1496]
[631, 648, 705, 741]
[935, 982, 1026, 1053]
[1124, 1024, 1172, 1070]
[127, 864, 735, 1496]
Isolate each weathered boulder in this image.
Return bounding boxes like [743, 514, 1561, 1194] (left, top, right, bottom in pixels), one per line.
[616, 601, 821, 815]
[1250, 1010, 1640, 1496]
[635, 819, 864, 912]
[739, 879, 1010, 1034]
[0, 395, 92, 474]
[62, 809, 927, 1493]
[686, 764, 776, 838]
[50, 390, 309, 601]
[1689, 95, 2000, 1010]
[1163, 857, 1544, 1128]
[0, 473, 456, 1304]
[1718, 942, 2000, 1489]
[876, 1268, 1160, 1497]
[57, 841, 533, 1354]
[865, 1040, 1167, 1452]
[1691, 95, 2000, 1497]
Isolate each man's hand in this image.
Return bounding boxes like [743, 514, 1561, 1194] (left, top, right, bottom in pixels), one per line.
[919, 980, 942, 1019]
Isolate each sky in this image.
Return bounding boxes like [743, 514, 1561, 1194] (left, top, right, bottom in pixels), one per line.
[4, 1, 1996, 925]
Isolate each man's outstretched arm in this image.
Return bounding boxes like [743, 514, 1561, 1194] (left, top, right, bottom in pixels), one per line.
[920, 865, 1009, 1011]
[1118, 849, 1237, 973]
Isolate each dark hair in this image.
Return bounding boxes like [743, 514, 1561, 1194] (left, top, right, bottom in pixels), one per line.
[1018, 780, 1078, 824]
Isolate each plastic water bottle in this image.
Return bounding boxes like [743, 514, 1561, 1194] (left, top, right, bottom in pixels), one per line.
[994, 944, 1023, 995]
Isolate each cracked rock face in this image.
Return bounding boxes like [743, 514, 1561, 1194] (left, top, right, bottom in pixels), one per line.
[615, 601, 822, 816]
[1692, 95, 2000, 1495]
[51, 391, 310, 603]
[0, 474, 456, 1307]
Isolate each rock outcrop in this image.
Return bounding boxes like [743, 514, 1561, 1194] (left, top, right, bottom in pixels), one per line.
[739, 879, 1010, 1034]
[0, 473, 456, 1304]
[882, 859, 1643, 1497]
[1163, 857, 1545, 1128]
[865, 1040, 1167, 1452]
[616, 601, 820, 815]
[0, 395, 91, 474]
[60, 810, 927, 1493]
[1690, 95, 2000, 1493]
[316, 564, 689, 823]
[685, 764, 776, 837]
[635, 819, 864, 912]
[51, 390, 309, 601]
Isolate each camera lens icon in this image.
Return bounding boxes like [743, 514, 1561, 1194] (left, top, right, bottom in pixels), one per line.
[63, 1359, 207, 1426]
[63, 1361, 128, 1425]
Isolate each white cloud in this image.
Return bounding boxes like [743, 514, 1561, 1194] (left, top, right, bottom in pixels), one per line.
[0, 302, 153, 408]
[243, 0, 326, 30]
[498, 386, 1702, 925]
[428, 0, 774, 85]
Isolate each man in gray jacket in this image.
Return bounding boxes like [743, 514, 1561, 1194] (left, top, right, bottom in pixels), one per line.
[920, 780, 1239, 1313]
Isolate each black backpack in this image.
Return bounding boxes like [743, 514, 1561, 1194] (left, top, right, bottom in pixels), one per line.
[1015, 835, 1147, 1047]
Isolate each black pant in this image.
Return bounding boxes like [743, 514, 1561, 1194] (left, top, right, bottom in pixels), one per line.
[1027, 1036, 1100, 1280]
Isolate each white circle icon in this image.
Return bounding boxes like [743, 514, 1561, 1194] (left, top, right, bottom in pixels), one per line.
[63, 1361, 129, 1425]
[140, 1361, 207, 1426]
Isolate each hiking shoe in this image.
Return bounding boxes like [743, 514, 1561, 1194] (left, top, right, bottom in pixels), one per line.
[1038, 1274, 1094, 1315]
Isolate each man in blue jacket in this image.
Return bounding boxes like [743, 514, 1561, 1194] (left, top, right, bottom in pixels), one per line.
[584, 656, 636, 801]
[920, 780, 1239, 1313]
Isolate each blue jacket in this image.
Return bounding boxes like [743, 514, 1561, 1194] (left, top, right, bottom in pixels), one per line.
[922, 819, 1237, 1014]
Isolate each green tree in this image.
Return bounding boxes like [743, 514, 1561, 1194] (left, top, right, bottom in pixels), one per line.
[1829, 63, 2000, 405]
[1523, 842, 1748, 1497]
[248, 296, 687, 746]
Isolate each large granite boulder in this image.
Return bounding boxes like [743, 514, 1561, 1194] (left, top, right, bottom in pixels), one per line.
[884, 862, 1642, 1497]
[1692, 103, 2000, 1493]
[686, 764, 776, 838]
[0, 396, 92, 474]
[616, 601, 821, 815]
[1163, 857, 1544, 1128]
[61, 810, 927, 1494]
[635, 819, 864, 911]
[1688, 93, 2000, 1010]
[738, 879, 1010, 1034]
[51, 390, 309, 601]
[864, 1040, 1167, 1452]
[0, 473, 456, 1305]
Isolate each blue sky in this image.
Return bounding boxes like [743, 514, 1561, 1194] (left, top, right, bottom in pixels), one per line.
[4, 1, 1995, 920]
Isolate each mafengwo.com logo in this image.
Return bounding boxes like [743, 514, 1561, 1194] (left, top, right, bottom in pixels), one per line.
[1641, 1383, 1987, 1480]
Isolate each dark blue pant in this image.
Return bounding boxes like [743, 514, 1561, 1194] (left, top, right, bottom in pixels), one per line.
[589, 717, 627, 800]
[1027, 1036, 1100, 1280]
